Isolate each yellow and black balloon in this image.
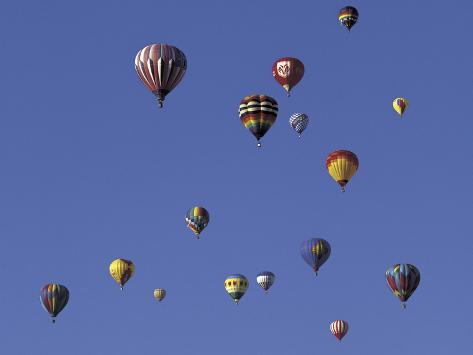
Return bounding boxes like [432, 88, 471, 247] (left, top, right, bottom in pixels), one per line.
[224, 274, 249, 304]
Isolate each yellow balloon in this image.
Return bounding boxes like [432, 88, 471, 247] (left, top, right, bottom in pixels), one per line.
[153, 288, 166, 302]
[326, 150, 359, 192]
[393, 97, 408, 116]
[109, 258, 135, 290]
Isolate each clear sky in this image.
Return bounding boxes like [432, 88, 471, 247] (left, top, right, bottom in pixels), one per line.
[0, 0, 472, 354]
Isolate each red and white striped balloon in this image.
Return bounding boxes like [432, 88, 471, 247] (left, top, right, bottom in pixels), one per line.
[330, 320, 349, 341]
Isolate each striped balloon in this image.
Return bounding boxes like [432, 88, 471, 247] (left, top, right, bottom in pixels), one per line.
[256, 271, 275, 293]
[40, 283, 69, 323]
[330, 320, 349, 341]
[239, 95, 278, 147]
[289, 113, 309, 137]
[386, 264, 420, 308]
[135, 44, 187, 108]
[109, 258, 135, 290]
[153, 288, 166, 302]
[326, 150, 359, 192]
[300, 238, 331, 275]
[224, 274, 249, 304]
[339, 6, 359, 31]
[185, 206, 209, 238]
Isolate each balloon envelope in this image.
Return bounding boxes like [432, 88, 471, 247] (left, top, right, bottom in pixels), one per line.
[393, 97, 409, 116]
[256, 271, 275, 292]
[154, 288, 166, 302]
[339, 6, 359, 31]
[239, 95, 278, 147]
[109, 258, 135, 289]
[386, 264, 420, 306]
[300, 238, 331, 274]
[330, 320, 349, 341]
[135, 44, 187, 108]
[326, 150, 359, 192]
[40, 283, 69, 322]
[224, 274, 249, 303]
[185, 206, 209, 238]
[272, 57, 304, 96]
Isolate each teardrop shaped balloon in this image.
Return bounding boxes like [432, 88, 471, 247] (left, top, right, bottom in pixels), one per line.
[326, 150, 359, 192]
[272, 57, 305, 96]
[40, 283, 69, 323]
[185, 206, 209, 238]
[330, 320, 349, 341]
[393, 97, 408, 116]
[339, 6, 359, 31]
[300, 238, 331, 275]
[256, 271, 275, 293]
[385, 264, 420, 308]
[289, 113, 309, 137]
[224, 274, 249, 304]
[135, 44, 187, 108]
[153, 288, 166, 302]
[239, 95, 278, 147]
[109, 258, 135, 290]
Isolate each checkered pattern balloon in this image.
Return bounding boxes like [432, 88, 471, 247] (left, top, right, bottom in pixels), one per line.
[289, 113, 309, 136]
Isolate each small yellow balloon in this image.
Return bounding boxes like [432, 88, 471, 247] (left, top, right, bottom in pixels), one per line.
[109, 258, 135, 290]
[153, 288, 166, 302]
[393, 98, 408, 116]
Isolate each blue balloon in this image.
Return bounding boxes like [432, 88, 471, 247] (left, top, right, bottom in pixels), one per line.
[300, 238, 331, 275]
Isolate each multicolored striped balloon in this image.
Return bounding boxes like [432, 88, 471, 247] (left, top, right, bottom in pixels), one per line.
[300, 238, 331, 275]
[393, 97, 409, 116]
[330, 320, 349, 341]
[185, 206, 209, 238]
[272, 57, 305, 96]
[224, 274, 249, 304]
[289, 113, 309, 137]
[338, 6, 359, 31]
[256, 271, 275, 293]
[239, 95, 278, 147]
[386, 264, 420, 308]
[135, 44, 187, 108]
[109, 258, 135, 290]
[40, 283, 69, 323]
[153, 288, 166, 302]
[326, 150, 359, 192]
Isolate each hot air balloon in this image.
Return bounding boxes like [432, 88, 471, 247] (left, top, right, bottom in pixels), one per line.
[339, 6, 359, 31]
[135, 44, 187, 108]
[109, 258, 135, 290]
[40, 283, 69, 323]
[386, 264, 420, 308]
[154, 288, 166, 302]
[289, 113, 309, 137]
[224, 274, 249, 304]
[393, 98, 408, 116]
[300, 238, 331, 275]
[272, 57, 305, 96]
[326, 150, 359, 192]
[185, 206, 209, 239]
[256, 271, 275, 293]
[330, 320, 349, 341]
[239, 95, 278, 147]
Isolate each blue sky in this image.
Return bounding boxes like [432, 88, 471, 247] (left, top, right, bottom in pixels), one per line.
[0, 0, 472, 354]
